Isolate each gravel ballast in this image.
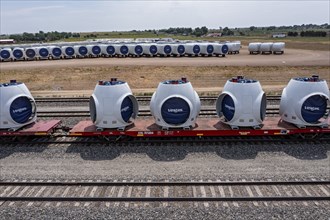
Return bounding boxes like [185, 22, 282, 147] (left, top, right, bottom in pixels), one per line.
[0, 142, 329, 181]
[0, 205, 329, 220]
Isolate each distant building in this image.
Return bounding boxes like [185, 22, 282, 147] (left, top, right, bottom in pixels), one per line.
[0, 39, 15, 44]
[272, 33, 286, 38]
[206, 33, 222, 37]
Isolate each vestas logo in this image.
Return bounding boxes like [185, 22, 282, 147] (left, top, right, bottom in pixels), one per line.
[304, 106, 320, 111]
[121, 106, 130, 112]
[13, 107, 27, 113]
[168, 109, 183, 113]
[224, 104, 235, 111]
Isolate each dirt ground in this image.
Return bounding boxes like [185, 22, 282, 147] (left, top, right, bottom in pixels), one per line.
[0, 47, 329, 97]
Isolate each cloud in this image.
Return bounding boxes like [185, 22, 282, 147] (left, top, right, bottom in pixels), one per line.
[1, 1, 329, 34]
[3, 5, 65, 17]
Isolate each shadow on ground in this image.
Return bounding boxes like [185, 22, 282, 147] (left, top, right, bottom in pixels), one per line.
[64, 141, 330, 161]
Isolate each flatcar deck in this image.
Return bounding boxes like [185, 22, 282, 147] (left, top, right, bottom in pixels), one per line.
[0, 120, 61, 136]
[69, 117, 330, 137]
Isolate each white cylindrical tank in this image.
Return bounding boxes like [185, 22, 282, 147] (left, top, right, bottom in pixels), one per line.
[24, 47, 37, 60]
[233, 41, 241, 53]
[87, 45, 102, 57]
[199, 43, 214, 56]
[171, 44, 185, 56]
[114, 44, 129, 56]
[35, 46, 49, 60]
[61, 46, 75, 58]
[156, 44, 172, 56]
[128, 44, 144, 56]
[248, 42, 262, 54]
[0, 80, 37, 131]
[74, 45, 88, 58]
[260, 42, 273, 54]
[150, 78, 201, 129]
[272, 42, 285, 54]
[216, 76, 267, 129]
[89, 78, 139, 130]
[12, 47, 25, 61]
[100, 44, 116, 57]
[279, 75, 329, 128]
[48, 46, 62, 59]
[142, 44, 158, 56]
[0, 48, 13, 61]
[226, 41, 241, 54]
[212, 43, 229, 57]
[185, 43, 201, 56]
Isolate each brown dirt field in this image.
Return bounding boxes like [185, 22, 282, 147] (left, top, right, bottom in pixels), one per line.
[1, 48, 329, 70]
[0, 48, 329, 97]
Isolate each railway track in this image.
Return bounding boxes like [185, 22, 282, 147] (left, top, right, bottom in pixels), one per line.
[35, 95, 283, 103]
[37, 108, 283, 117]
[0, 180, 328, 207]
[33, 95, 329, 117]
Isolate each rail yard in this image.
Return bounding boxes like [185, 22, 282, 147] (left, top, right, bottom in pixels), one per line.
[0, 42, 329, 219]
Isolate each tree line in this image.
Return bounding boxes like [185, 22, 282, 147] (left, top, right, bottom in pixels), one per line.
[5, 31, 80, 43]
[1, 23, 328, 43]
[158, 26, 208, 37]
[288, 31, 327, 37]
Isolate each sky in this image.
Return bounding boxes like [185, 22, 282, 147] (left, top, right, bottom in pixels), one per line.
[1, 0, 329, 34]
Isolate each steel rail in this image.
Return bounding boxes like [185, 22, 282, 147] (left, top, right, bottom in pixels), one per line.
[0, 196, 328, 202]
[36, 108, 284, 118]
[0, 180, 328, 202]
[0, 180, 328, 186]
[37, 108, 282, 114]
[34, 96, 283, 103]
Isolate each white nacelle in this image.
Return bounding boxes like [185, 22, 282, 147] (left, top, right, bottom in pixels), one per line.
[226, 41, 241, 54]
[0, 48, 13, 61]
[185, 43, 201, 56]
[199, 43, 214, 56]
[12, 47, 25, 61]
[48, 46, 62, 59]
[260, 42, 273, 54]
[212, 43, 229, 56]
[113, 44, 129, 56]
[233, 41, 241, 52]
[216, 76, 267, 129]
[142, 44, 158, 56]
[74, 45, 88, 57]
[0, 80, 37, 130]
[248, 42, 262, 54]
[61, 46, 75, 58]
[24, 47, 37, 60]
[171, 44, 185, 56]
[156, 44, 172, 56]
[150, 78, 201, 129]
[86, 45, 102, 57]
[272, 42, 285, 54]
[127, 44, 144, 56]
[89, 79, 139, 130]
[100, 44, 116, 56]
[279, 76, 329, 128]
[35, 46, 49, 59]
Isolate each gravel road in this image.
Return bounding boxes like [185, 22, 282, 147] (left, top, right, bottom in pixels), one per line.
[1, 48, 329, 71]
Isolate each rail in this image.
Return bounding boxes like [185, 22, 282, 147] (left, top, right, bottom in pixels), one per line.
[0, 180, 329, 203]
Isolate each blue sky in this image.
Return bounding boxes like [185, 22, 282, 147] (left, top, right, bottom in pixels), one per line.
[1, 1, 329, 34]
